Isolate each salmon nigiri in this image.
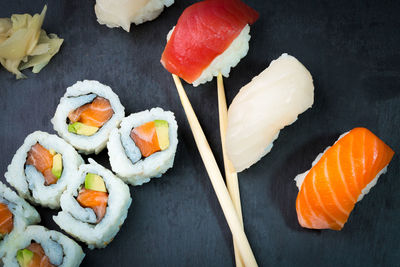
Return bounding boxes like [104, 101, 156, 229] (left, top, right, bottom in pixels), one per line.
[295, 127, 394, 230]
[161, 0, 259, 86]
[0, 203, 13, 236]
[68, 96, 114, 128]
[26, 143, 58, 186]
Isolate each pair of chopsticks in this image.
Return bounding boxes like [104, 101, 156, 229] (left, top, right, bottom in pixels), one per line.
[172, 74, 256, 267]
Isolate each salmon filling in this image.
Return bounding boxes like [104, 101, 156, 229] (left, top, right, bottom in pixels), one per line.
[17, 242, 54, 267]
[68, 96, 114, 128]
[76, 173, 109, 223]
[0, 203, 13, 237]
[130, 120, 169, 158]
[26, 143, 62, 186]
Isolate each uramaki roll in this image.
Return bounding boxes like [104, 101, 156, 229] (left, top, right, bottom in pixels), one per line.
[0, 181, 40, 258]
[5, 131, 83, 209]
[2, 225, 84, 267]
[53, 159, 132, 249]
[107, 107, 178, 186]
[51, 80, 125, 154]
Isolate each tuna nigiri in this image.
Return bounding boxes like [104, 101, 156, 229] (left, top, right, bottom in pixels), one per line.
[226, 53, 314, 172]
[161, 0, 259, 86]
[295, 127, 394, 230]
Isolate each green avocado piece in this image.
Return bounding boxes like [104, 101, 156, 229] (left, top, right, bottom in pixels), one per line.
[68, 122, 99, 136]
[17, 249, 33, 267]
[155, 120, 169, 151]
[85, 173, 107, 192]
[51, 153, 63, 179]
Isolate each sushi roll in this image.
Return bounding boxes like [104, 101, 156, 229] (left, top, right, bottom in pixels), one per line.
[1, 225, 84, 267]
[107, 107, 178, 186]
[5, 131, 83, 209]
[225, 53, 315, 172]
[0, 181, 40, 258]
[95, 0, 174, 32]
[294, 127, 394, 230]
[161, 0, 259, 86]
[53, 159, 132, 249]
[51, 80, 125, 154]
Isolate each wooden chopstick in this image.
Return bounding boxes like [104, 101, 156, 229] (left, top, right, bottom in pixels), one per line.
[172, 74, 257, 267]
[217, 73, 244, 267]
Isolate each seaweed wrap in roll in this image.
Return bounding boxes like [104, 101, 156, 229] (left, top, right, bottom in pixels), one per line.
[51, 80, 125, 154]
[2, 225, 85, 267]
[5, 131, 83, 209]
[107, 107, 178, 185]
[53, 159, 132, 249]
[0, 181, 40, 258]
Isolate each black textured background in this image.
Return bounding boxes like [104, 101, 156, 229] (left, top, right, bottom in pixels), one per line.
[0, 0, 399, 266]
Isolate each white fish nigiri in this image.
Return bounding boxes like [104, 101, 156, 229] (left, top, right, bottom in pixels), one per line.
[226, 53, 314, 172]
[95, 0, 174, 32]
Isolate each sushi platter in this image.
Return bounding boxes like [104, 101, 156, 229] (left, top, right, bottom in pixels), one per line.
[0, 0, 399, 266]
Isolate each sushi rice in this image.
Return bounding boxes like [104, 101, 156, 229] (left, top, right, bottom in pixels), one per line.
[0, 181, 40, 258]
[95, 0, 174, 32]
[51, 80, 125, 154]
[166, 24, 251, 87]
[5, 131, 83, 209]
[53, 159, 132, 249]
[107, 107, 178, 186]
[2, 225, 84, 267]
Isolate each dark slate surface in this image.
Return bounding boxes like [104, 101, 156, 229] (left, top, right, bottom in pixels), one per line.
[0, 0, 399, 266]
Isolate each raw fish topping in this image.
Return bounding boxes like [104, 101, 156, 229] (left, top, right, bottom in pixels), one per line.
[296, 127, 394, 230]
[161, 0, 258, 83]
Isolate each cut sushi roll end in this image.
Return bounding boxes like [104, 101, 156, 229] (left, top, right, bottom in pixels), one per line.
[2, 225, 85, 267]
[107, 107, 178, 186]
[51, 80, 125, 155]
[53, 159, 132, 249]
[4, 131, 83, 209]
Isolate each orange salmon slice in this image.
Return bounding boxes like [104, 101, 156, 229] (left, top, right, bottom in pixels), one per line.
[130, 121, 161, 157]
[26, 242, 54, 267]
[296, 127, 394, 230]
[77, 188, 108, 223]
[26, 143, 58, 186]
[0, 203, 13, 235]
[68, 96, 114, 128]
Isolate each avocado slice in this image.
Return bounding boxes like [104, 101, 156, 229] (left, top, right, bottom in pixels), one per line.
[49, 149, 56, 156]
[51, 153, 63, 179]
[154, 120, 169, 150]
[17, 249, 33, 267]
[85, 173, 107, 192]
[68, 122, 99, 136]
